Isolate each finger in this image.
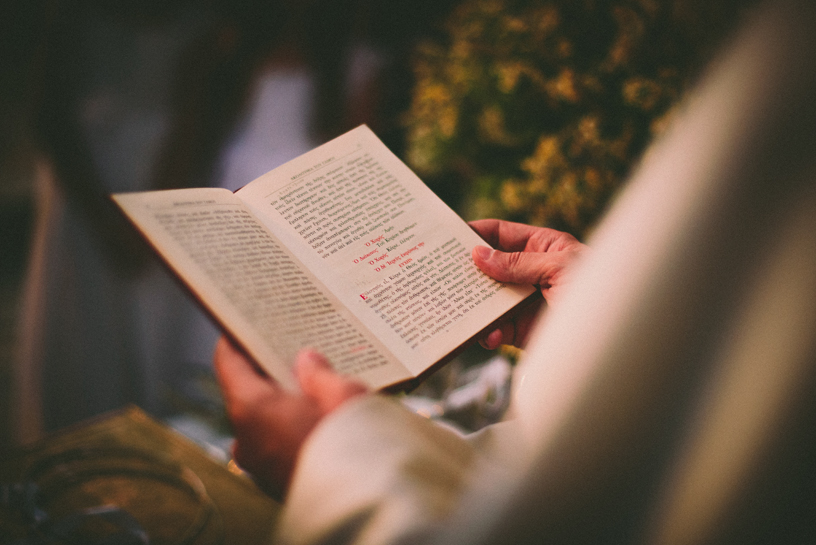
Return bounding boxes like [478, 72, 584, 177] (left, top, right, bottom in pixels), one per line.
[295, 349, 368, 413]
[214, 337, 281, 408]
[473, 246, 567, 287]
[483, 320, 517, 350]
[479, 328, 501, 350]
[468, 219, 502, 246]
[469, 219, 549, 252]
[480, 328, 503, 350]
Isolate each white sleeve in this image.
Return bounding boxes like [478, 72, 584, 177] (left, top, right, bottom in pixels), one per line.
[274, 395, 488, 545]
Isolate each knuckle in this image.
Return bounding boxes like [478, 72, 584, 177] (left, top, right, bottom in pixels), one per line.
[505, 251, 524, 268]
[227, 397, 262, 429]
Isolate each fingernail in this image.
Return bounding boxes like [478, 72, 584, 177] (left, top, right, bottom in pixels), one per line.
[474, 246, 492, 261]
[487, 328, 503, 349]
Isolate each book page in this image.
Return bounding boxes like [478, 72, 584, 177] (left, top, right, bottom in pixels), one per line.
[113, 188, 411, 390]
[237, 126, 535, 374]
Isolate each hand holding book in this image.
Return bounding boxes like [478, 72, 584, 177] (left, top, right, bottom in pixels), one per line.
[213, 217, 587, 498]
[468, 219, 587, 349]
[213, 339, 367, 501]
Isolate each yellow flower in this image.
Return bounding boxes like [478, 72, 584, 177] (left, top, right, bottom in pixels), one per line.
[553, 172, 580, 225]
[500, 180, 525, 212]
[583, 167, 604, 192]
[535, 5, 560, 35]
[605, 6, 645, 70]
[556, 38, 573, 58]
[480, 0, 504, 16]
[439, 108, 459, 138]
[577, 116, 600, 145]
[479, 106, 516, 145]
[403, 0, 734, 238]
[523, 136, 565, 176]
[496, 62, 524, 93]
[503, 16, 528, 33]
[622, 77, 663, 110]
[547, 68, 579, 103]
[448, 61, 474, 89]
[451, 38, 474, 60]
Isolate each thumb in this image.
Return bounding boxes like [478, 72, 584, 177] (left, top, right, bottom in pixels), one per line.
[295, 350, 368, 413]
[472, 245, 562, 287]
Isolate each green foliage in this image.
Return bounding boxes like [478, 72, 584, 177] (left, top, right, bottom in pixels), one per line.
[405, 0, 736, 238]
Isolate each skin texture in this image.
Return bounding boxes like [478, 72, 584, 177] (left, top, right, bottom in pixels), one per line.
[469, 219, 587, 349]
[213, 339, 367, 500]
[214, 219, 586, 497]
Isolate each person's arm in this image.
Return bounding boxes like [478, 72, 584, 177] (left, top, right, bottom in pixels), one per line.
[470, 219, 587, 349]
[214, 337, 483, 544]
[213, 222, 583, 541]
[213, 338, 368, 500]
[213, 221, 585, 494]
[277, 393, 483, 545]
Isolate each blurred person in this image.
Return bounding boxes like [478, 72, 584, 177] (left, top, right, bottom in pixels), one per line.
[214, 0, 816, 543]
[11, 0, 436, 444]
[14, 0, 224, 444]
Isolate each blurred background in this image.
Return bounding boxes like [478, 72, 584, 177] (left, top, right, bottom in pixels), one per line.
[0, 0, 748, 455]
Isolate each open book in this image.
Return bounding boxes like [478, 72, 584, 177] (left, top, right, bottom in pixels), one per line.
[113, 125, 536, 391]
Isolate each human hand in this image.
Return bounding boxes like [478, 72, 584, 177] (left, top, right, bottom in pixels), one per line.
[213, 337, 368, 500]
[470, 219, 587, 349]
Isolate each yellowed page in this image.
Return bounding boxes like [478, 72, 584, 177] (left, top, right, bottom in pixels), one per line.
[112, 188, 410, 390]
[237, 125, 535, 375]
